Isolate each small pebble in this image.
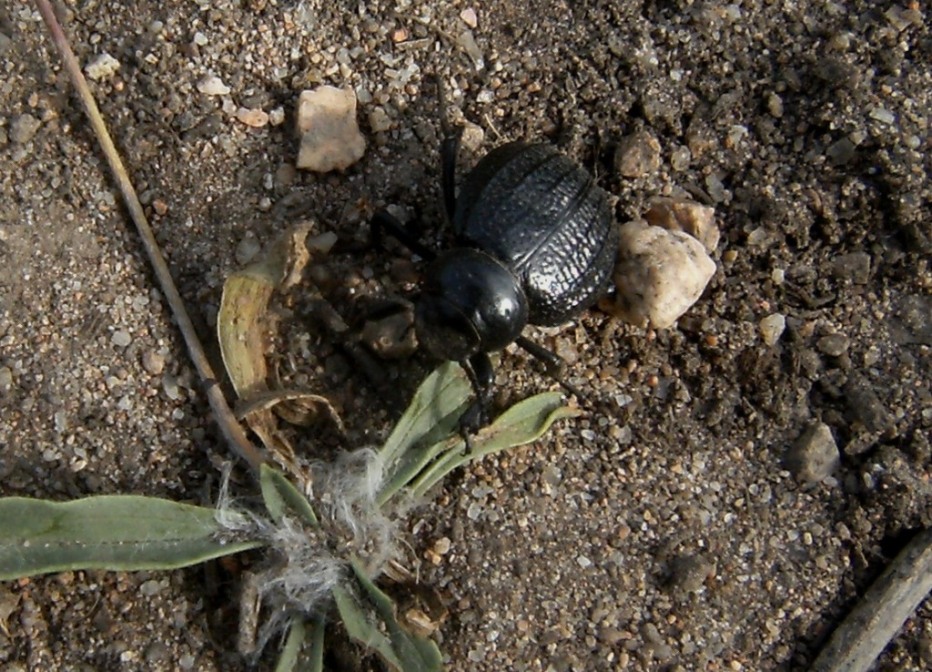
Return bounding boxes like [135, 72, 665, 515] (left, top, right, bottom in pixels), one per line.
[111, 330, 132, 347]
[827, 137, 856, 165]
[759, 314, 786, 346]
[831, 251, 871, 284]
[162, 375, 182, 401]
[643, 197, 719, 253]
[0, 366, 13, 395]
[268, 106, 285, 126]
[615, 129, 662, 178]
[141, 350, 165, 376]
[670, 146, 691, 171]
[10, 113, 41, 144]
[868, 107, 895, 125]
[785, 422, 839, 483]
[140, 579, 162, 597]
[460, 7, 478, 29]
[816, 334, 849, 357]
[368, 106, 393, 133]
[432, 537, 452, 555]
[84, 52, 121, 81]
[235, 107, 269, 128]
[705, 173, 728, 202]
[460, 120, 485, 152]
[667, 554, 714, 594]
[196, 75, 231, 96]
[766, 92, 784, 118]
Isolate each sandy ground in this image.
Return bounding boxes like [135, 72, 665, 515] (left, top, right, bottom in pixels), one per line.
[0, 1, 930, 670]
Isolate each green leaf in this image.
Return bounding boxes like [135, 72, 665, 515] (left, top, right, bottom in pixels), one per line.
[306, 614, 326, 672]
[471, 391, 578, 458]
[410, 392, 579, 499]
[274, 618, 306, 672]
[379, 361, 472, 472]
[259, 464, 319, 527]
[349, 558, 443, 672]
[332, 582, 402, 670]
[0, 495, 264, 580]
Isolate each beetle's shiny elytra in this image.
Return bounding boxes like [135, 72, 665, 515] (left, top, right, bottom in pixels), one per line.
[452, 142, 618, 327]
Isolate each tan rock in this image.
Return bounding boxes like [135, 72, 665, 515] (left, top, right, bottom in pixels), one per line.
[643, 197, 720, 253]
[296, 86, 366, 172]
[603, 219, 716, 329]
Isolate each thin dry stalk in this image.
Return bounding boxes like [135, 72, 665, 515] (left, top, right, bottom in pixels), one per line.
[33, 0, 265, 472]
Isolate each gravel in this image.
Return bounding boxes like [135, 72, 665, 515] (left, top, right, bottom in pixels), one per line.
[1, 1, 929, 671]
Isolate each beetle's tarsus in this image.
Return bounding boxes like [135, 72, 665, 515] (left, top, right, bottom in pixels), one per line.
[460, 354, 494, 435]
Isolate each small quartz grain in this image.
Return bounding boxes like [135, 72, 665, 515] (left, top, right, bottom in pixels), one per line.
[460, 8, 478, 29]
[831, 252, 871, 285]
[197, 75, 231, 96]
[10, 114, 41, 144]
[268, 107, 285, 126]
[368, 106, 393, 133]
[785, 423, 840, 483]
[84, 52, 121, 81]
[141, 350, 166, 376]
[604, 219, 716, 329]
[615, 129, 662, 178]
[759, 314, 786, 346]
[668, 553, 714, 594]
[0, 366, 13, 395]
[816, 334, 849, 357]
[111, 330, 132, 347]
[236, 107, 269, 128]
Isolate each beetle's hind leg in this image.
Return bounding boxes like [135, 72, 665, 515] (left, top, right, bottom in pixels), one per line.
[515, 336, 584, 399]
[370, 210, 437, 261]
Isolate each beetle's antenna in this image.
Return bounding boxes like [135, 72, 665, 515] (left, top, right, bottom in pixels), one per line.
[436, 75, 463, 226]
[436, 74, 453, 138]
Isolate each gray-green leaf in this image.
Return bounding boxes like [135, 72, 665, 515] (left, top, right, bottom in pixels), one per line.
[0, 495, 264, 580]
[379, 361, 472, 472]
[349, 558, 443, 672]
[409, 391, 579, 499]
[332, 582, 402, 670]
[259, 464, 319, 527]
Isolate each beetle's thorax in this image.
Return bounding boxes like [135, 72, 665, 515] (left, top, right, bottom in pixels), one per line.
[414, 248, 529, 361]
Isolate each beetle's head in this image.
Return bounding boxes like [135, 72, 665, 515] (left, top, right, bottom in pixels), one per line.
[415, 248, 529, 362]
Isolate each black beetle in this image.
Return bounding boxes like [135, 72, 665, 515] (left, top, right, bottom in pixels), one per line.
[373, 128, 618, 424]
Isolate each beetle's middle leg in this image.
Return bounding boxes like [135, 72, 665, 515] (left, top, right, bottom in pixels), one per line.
[515, 336, 584, 398]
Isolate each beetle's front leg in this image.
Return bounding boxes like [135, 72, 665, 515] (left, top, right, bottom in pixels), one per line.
[458, 352, 495, 441]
